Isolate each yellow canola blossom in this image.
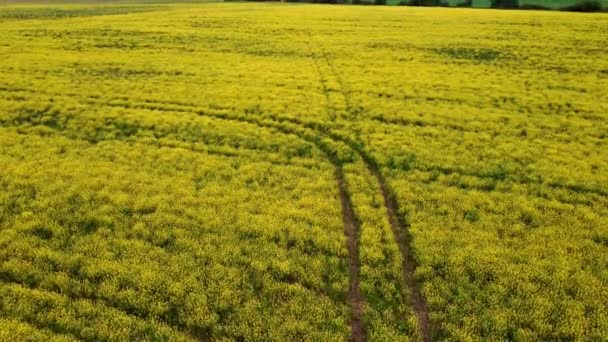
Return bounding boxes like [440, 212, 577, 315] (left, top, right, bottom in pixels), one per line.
[0, 2, 607, 341]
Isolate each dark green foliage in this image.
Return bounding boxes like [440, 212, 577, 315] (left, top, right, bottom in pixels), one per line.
[387, 153, 417, 171]
[562, 0, 602, 11]
[492, 0, 519, 8]
[409, 0, 442, 5]
[30, 226, 54, 240]
[519, 3, 551, 9]
[435, 47, 503, 63]
[1, 106, 69, 132]
[464, 209, 480, 223]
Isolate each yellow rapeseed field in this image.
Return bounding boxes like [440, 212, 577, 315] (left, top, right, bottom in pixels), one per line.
[0, 2, 607, 341]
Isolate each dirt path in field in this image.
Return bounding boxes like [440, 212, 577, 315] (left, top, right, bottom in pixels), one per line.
[335, 166, 367, 342]
[307, 37, 367, 342]
[371, 168, 432, 342]
[311, 43, 432, 341]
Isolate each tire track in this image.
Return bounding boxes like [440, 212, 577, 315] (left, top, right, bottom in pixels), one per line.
[322, 51, 353, 118]
[335, 166, 366, 342]
[309, 48, 336, 121]
[2, 87, 428, 340]
[107, 100, 368, 342]
[307, 34, 349, 122]
[308, 36, 366, 342]
[99, 91, 427, 342]
[372, 167, 432, 342]
[328, 127, 433, 342]
[309, 42, 432, 341]
[0, 105, 351, 340]
[3, 89, 600, 201]
[70, 96, 366, 341]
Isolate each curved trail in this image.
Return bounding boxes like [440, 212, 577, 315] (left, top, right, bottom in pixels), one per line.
[107, 99, 368, 341]
[309, 39, 432, 341]
[3, 85, 430, 340]
[103, 98, 431, 341]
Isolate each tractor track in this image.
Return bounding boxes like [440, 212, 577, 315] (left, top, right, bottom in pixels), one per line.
[373, 168, 432, 342]
[335, 166, 366, 342]
[309, 41, 432, 341]
[308, 34, 367, 342]
[1, 85, 430, 340]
